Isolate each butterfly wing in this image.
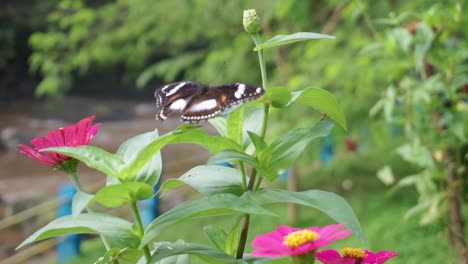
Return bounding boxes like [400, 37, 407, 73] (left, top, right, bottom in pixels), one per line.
[154, 81, 205, 120]
[181, 83, 264, 121]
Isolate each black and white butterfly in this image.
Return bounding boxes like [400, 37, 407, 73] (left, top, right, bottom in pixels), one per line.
[154, 81, 264, 122]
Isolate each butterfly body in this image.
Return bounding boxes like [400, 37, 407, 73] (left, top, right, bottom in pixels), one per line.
[155, 81, 264, 122]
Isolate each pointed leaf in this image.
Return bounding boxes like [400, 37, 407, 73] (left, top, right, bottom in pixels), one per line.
[264, 87, 292, 108]
[242, 108, 264, 149]
[261, 122, 334, 180]
[141, 194, 275, 247]
[42, 146, 124, 178]
[72, 191, 94, 218]
[208, 117, 228, 137]
[207, 150, 273, 180]
[243, 189, 365, 243]
[169, 127, 242, 153]
[225, 217, 242, 256]
[254, 32, 335, 51]
[247, 131, 267, 154]
[117, 130, 162, 185]
[160, 165, 245, 196]
[227, 107, 245, 145]
[17, 213, 139, 249]
[289, 87, 347, 130]
[203, 225, 228, 252]
[94, 182, 154, 208]
[147, 242, 243, 264]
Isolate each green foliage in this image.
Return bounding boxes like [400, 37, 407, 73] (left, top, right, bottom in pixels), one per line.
[19, 5, 367, 264]
[17, 213, 139, 249]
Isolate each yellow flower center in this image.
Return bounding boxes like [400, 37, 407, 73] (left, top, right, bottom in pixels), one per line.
[340, 247, 368, 259]
[283, 230, 319, 248]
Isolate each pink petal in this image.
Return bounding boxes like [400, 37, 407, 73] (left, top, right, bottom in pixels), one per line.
[364, 250, 398, 263]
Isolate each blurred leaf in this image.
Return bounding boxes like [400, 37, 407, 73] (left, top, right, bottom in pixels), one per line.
[203, 225, 228, 252]
[147, 241, 242, 264]
[208, 117, 228, 137]
[72, 191, 94, 218]
[260, 121, 334, 180]
[227, 107, 244, 145]
[160, 165, 245, 196]
[42, 146, 124, 179]
[225, 217, 242, 256]
[94, 182, 154, 208]
[254, 32, 335, 51]
[207, 149, 273, 180]
[264, 87, 292, 108]
[243, 189, 365, 243]
[288, 87, 347, 130]
[17, 213, 139, 249]
[141, 194, 275, 247]
[242, 108, 264, 149]
[116, 130, 162, 185]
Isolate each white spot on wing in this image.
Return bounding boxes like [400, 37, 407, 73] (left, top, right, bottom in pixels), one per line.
[256, 87, 262, 94]
[234, 92, 242, 99]
[170, 99, 188, 110]
[166, 82, 187, 96]
[190, 99, 217, 112]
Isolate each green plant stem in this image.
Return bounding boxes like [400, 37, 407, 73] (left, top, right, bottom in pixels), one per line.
[130, 201, 152, 261]
[69, 172, 119, 264]
[236, 32, 271, 259]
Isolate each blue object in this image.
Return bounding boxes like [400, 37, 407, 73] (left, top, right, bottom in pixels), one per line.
[139, 184, 160, 227]
[57, 184, 81, 263]
[217, 162, 233, 168]
[278, 169, 290, 182]
[320, 136, 335, 165]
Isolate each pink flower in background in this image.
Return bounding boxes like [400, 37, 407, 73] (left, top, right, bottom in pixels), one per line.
[316, 248, 398, 264]
[251, 224, 352, 258]
[18, 116, 101, 167]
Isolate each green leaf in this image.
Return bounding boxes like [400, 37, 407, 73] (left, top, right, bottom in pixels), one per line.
[247, 131, 267, 154]
[264, 87, 292, 108]
[227, 107, 245, 145]
[116, 130, 162, 185]
[242, 108, 264, 148]
[225, 217, 242, 256]
[72, 191, 94, 218]
[207, 150, 273, 180]
[96, 248, 142, 264]
[261, 122, 334, 180]
[289, 87, 347, 130]
[159, 165, 245, 196]
[243, 189, 365, 243]
[94, 182, 154, 208]
[254, 32, 335, 51]
[147, 241, 243, 264]
[119, 132, 175, 181]
[208, 117, 228, 137]
[203, 225, 228, 252]
[42, 146, 124, 178]
[17, 213, 139, 249]
[141, 194, 275, 247]
[169, 127, 242, 153]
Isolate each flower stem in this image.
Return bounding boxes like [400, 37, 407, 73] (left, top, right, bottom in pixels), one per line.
[130, 201, 152, 261]
[239, 162, 247, 190]
[236, 30, 271, 259]
[69, 172, 118, 264]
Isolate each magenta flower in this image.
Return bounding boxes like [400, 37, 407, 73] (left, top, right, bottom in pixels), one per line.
[18, 116, 101, 167]
[251, 224, 352, 258]
[316, 248, 398, 264]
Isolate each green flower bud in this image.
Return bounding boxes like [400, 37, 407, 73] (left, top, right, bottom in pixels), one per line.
[243, 9, 261, 34]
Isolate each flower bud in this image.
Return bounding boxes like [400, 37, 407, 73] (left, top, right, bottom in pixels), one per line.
[243, 9, 261, 34]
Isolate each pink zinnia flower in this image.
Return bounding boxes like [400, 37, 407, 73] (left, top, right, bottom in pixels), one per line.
[316, 248, 398, 264]
[18, 116, 101, 167]
[251, 224, 352, 258]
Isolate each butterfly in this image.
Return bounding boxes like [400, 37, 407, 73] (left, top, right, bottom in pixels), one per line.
[154, 81, 264, 122]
